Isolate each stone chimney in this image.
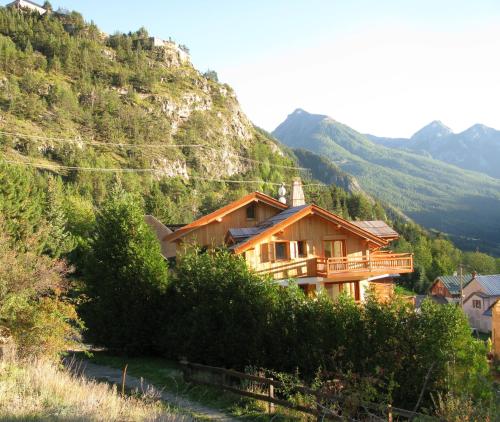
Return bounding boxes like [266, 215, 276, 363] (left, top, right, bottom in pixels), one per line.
[291, 178, 305, 207]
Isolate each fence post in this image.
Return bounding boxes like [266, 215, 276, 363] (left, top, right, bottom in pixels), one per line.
[316, 391, 323, 422]
[387, 403, 393, 422]
[180, 359, 190, 383]
[268, 377, 275, 414]
[121, 364, 128, 396]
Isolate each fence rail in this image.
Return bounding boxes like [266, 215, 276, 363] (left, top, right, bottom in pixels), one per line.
[179, 360, 432, 421]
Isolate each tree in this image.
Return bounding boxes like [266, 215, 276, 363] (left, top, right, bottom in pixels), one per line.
[82, 189, 169, 353]
[44, 175, 74, 258]
[43, 1, 53, 12]
[462, 251, 497, 275]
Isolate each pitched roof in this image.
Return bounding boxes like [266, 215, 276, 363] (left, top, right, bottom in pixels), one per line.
[474, 275, 500, 296]
[432, 274, 473, 295]
[232, 204, 389, 254]
[228, 205, 308, 249]
[351, 220, 399, 240]
[163, 191, 288, 242]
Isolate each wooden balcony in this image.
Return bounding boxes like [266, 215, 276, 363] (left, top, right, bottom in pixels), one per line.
[253, 253, 413, 281]
[316, 253, 413, 279]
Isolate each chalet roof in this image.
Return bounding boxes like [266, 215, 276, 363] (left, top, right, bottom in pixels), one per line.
[227, 205, 308, 248]
[432, 274, 473, 295]
[351, 220, 399, 240]
[232, 204, 388, 254]
[473, 275, 500, 296]
[163, 191, 288, 242]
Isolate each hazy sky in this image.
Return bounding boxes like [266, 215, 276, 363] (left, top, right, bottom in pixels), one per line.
[48, 0, 500, 137]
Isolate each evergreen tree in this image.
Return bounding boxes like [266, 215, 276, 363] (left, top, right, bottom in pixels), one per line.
[44, 175, 74, 257]
[82, 188, 169, 353]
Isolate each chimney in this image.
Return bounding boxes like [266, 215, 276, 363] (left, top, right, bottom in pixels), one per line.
[291, 178, 305, 207]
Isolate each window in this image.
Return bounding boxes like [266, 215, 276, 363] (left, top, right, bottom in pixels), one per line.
[472, 300, 482, 309]
[297, 240, 307, 258]
[275, 242, 288, 261]
[324, 240, 346, 258]
[246, 203, 256, 220]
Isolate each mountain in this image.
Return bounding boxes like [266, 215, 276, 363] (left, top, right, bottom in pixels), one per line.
[273, 109, 500, 255]
[292, 148, 363, 193]
[367, 122, 500, 179]
[0, 6, 303, 222]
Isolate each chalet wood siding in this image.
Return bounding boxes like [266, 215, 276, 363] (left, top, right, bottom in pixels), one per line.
[250, 215, 369, 280]
[176, 202, 281, 251]
[369, 280, 394, 302]
[493, 301, 500, 359]
[430, 280, 451, 298]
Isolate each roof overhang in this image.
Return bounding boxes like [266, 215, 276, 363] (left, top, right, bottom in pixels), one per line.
[233, 204, 388, 254]
[163, 191, 287, 242]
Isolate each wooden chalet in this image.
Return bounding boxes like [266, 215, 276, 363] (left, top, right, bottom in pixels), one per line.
[156, 179, 413, 302]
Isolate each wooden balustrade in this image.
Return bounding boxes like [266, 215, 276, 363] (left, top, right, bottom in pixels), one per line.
[317, 253, 413, 278]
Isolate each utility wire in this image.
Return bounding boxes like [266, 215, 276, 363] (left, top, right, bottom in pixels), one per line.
[0, 129, 306, 170]
[2, 159, 290, 185]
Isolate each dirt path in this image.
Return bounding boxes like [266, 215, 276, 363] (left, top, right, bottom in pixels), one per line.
[70, 359, 238, 421]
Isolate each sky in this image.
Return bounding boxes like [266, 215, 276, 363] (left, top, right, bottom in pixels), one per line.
[47, 0, 500, 137]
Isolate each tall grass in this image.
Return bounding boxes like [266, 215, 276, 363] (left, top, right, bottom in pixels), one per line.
[0, 358, 191, 421]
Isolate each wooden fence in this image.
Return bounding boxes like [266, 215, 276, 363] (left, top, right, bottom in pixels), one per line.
[179, 361, 434, 421]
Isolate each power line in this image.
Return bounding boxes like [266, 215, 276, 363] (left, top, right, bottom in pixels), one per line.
[2, 159, 287, 185]
[0, 129, 306, 170]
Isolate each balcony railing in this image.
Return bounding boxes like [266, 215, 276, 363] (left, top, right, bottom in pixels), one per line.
[317, 253, 413, 278]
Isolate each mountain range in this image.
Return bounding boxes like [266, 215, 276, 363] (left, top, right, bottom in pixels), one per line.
[366, 121, 500, 179]
[273, 109, 500, 255]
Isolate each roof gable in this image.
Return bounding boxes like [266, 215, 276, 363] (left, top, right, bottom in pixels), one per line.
[475, 275, 500, 296]
[431, 274, 473, 295]
[163, 191, 287, 242]
[232, 204, 388, 254]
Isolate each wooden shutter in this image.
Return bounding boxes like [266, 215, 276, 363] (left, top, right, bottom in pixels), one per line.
[290, 241, 298, 259]
[268, 242, 276, 262]
[307, 240, 314, 256]
[260, 243, 269, 263]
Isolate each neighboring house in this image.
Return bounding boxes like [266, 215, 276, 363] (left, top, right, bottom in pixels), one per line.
[429, 274, 473, 302]
[491, 299, 500, 359]
[159, 179, 413, 302]
[462, 274, 500, 332]
[7, 0, 46, 14]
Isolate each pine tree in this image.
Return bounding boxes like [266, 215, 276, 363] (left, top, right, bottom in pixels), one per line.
[44, 175, 73, 258]
[82, 189, 169, 353]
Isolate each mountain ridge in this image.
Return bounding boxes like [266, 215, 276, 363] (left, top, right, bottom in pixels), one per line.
[273, 109, 500, 254]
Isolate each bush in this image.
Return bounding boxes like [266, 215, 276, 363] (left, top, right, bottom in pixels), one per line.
[0, 220, 80, 359]
[152, 251, 491, 410]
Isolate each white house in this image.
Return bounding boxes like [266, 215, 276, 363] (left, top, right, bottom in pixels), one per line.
[462, 274, 500, 332]
[7, 0, 47, 14]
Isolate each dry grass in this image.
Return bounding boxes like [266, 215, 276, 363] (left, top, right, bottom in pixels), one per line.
[0, 358, 191, 421]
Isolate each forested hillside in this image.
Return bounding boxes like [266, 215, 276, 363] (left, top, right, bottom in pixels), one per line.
[274, 109, 500, 255]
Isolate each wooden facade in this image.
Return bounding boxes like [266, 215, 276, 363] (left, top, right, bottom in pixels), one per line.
[493, 300, 500, 359]
[161, 191, 413, 303]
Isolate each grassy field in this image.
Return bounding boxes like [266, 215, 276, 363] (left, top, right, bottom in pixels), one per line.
[0, 357, 190, 421]
[79, 351, 305, 421]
